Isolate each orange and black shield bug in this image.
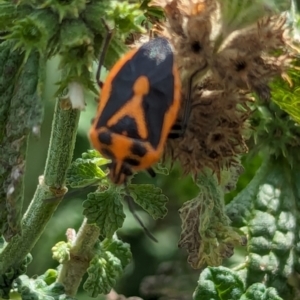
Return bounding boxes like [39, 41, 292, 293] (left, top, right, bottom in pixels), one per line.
[89, 23, 181, 185]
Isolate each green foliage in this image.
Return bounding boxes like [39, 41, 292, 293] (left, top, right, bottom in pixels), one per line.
[14, 274, 75, 300]
[178, 171, 245, 269]
[52, 241, 72, 264]
[40, 269, 58, 286]
[83, 189, 125, 239]
[101, 237, 132, 269]
[83, 236, 131, 297]
[0, 0, 144, 95]
[128, 184, 168, 219]
[227, 154, 300, 298]
[0, 46, 44, 241]
[153, 163, 169, 176]
[39, 0, 86, 22]
[140, 0, 165, 20]
[218, 0, 290, 36]
[7, 10, 59, 60]
[193, 266, 283, 300]
[241, 283, 283, 300]
[84, 251, 123, 297]
[0, 241, 32, 299]
[270, 68, 300, 126]
[66, 151, 107, 188]
[0, 3, 19, 32]
[251, 100, 300, 162]
[193, 266, 244, 300]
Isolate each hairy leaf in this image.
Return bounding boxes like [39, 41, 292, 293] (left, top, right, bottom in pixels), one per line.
[241, 283, 283, 300]
[51, 241, 71, 264]
[84, 251, 123, 297]
[0, 253, 32, 299]
[227, 156, 299, 298]
[14, 274, 75, 300]
[271, 69, 300, 125]
[128, 184, 168, 219]
[101, 236, 132, 269]
[193, 266, 244, 300]
[83, 189, 125, 238]
[66, 158, 106, 188]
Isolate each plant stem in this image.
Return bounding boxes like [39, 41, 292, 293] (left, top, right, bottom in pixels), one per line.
[0, 99, 80, 274]
[57, 218, 100, 296]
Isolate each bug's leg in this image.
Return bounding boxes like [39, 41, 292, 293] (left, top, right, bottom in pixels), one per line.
[96, 19, 114, 89]
[146, 167, 156, 178]
[124, 183, 158, 242]
[168, 123, 182, 139]
[168, 63, 208, 139]
[168, 71, 196, 139]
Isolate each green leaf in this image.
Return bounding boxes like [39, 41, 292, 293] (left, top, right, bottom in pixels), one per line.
[84, 0, 144, 36]
[81, 149, 104, 160]
[39, 269, 58, 286]
[128, 184, 168, 219]
[101, 236, 132, 269]
[6, 10, 59, 59]
[218, 0, 289, 37]
[241, 283, 283, 300]
[51, 241, 71, 264]
[14, 274, 75, 300]
[227, 156, 298, 298]
[271, 68, 300, 125]
[83, 251, 123, 297]
[153, 163, 169, 175]
[0, 3, 19, 32]
[83, 189, 125, 238]
[38, 0, 86, 22]
[66, 156, 107, 188]
[193, 266, 244, 300]
[106, 1, 145, 34]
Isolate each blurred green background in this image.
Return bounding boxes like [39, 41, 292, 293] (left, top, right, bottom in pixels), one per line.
[23, 57, 262, 300]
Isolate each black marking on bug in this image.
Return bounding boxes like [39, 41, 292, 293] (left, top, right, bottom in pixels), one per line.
[101, 148, 115, 159]
[122, 164, 133, 176]
[131, 142, 147, 157]
[123, 157, 140, 166]
[168, 122, 182, 139]
[110, 162, 133, 184]
[109, 116, 141, 140]
[98, 131, 112, 145]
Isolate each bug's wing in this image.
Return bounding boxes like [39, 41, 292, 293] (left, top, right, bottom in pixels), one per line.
[97, 37, 176, 147]
[96, 67, 134, 129]
[135, 38, 176, 148]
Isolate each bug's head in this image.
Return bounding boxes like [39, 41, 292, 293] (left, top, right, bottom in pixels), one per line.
[107, 161, 133, 185]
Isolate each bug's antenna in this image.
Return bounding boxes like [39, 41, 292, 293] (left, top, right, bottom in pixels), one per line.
[181, 62, 208, 135]
[146, 167, 156, 178]
[96, 19, 114, 88]
[124, 182, 158, 243]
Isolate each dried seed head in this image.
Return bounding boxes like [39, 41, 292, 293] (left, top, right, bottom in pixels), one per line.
[164, 77, 251, 178]
[154, 1, 298, 178]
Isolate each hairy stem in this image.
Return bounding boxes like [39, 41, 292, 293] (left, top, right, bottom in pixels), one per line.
[0, 100, 80, 274]
[57, 218, 100, 296]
